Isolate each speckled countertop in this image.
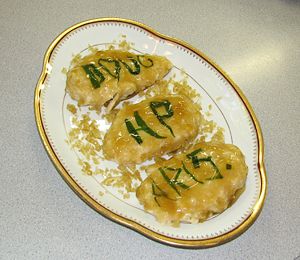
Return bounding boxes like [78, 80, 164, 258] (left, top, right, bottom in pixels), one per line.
[1, 1, 299, 259]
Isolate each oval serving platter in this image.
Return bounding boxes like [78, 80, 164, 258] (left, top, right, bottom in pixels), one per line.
[34, 18, 267, 248]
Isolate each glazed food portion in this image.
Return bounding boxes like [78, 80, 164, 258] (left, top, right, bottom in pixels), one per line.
[66, 50, 172, 110]
[136, 142, 248, 226]
[103, 95, 202, 165]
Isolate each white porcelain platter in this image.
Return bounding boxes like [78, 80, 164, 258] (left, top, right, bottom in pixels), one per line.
[34, 18, 266, 248]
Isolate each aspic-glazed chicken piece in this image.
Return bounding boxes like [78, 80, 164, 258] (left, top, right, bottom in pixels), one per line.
[102, 95, 202, 165]
[66, 50, 172, 110]
[136, 142, 248, 226]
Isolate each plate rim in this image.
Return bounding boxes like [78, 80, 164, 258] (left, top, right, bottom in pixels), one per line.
[34, 17, 267, 248]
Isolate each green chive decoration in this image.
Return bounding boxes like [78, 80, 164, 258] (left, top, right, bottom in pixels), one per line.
[172, 168, 190, 189]
[125, 118, 143, 144]
[82, 54, 154, 88]
[226, 164, 232, 170]
[150, 100, 175, 137]
[152, 163, 207, 202]
[82, 64, 105, 88]
[158, 167, 193, 196]
[151, 180, 177, 205]
[154, 197, 160, 207]
[182, 162, 204, 184]
[207, 158, 223, 180]
[159, 168, 181, 196]
[152, 181, 165, 197]
[186, 148, 223, 180]
[120, 56, 141, 75]
[151, 182, 161, 207]
[165, 167, 177, 171]
[125, 111, 166, 144]
[173, 168, 182, 181]
[137, 55, 154, 68]
[176, 182, 191, 189]
[187, 148, 203, 157]
[98, 58, 121, 80]
[152, 150, 224, 203]
[187, 148, 204, 168]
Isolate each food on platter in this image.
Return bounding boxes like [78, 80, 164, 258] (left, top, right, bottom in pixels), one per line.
[64, 46, 248, 227]
[102, 95, 202, 165]
[66, 50, 172, 110]
[136, 142, 248, 226]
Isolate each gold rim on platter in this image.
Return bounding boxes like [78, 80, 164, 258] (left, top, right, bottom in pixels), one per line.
[34, 17, 267, 248]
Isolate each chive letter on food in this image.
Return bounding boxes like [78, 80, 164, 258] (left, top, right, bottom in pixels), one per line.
[125, 118, 143, 144]
[82, 64, 105, 88]
[98, 58, 121, 80]
[209, 159, 223, 180]
[182, 162, 203, 184]
[137, 55, 154, 68]
[186, 148, 223, 180]
[159, 167, 181, 196]
[150, 100, 175, 137]
[120, 56, 141, 75]
[169, 167, 190, 189]
[158, 167, 192, 197]
[151, 179, 177, 204]
[187, 148, 204, 168]
[125, 111, 166, 144]
[226, 164, 232, 170]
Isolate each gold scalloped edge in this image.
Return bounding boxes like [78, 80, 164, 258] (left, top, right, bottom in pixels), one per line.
[34, 17, 267, 248]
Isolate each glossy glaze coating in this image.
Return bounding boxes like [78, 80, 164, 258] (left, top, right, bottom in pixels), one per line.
[103, 95, 201, 164]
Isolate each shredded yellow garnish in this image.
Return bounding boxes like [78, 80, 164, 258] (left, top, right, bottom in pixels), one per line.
[172, 79, 200, 100]
[66, 108, 142, 196]
[88, 44, 98, 54]
[61, 67, 68, 75]
[67, 104, 77, 115]
[118, 39, 135, 51]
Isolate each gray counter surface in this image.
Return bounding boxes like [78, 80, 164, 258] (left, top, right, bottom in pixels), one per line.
[1, 0, 299, 259]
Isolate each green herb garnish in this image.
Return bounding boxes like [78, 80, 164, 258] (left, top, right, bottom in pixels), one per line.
[176, 182, 191, 189]
[125, 118, 143, 144]
[151, 181, 176, 199]
[120, 56, 140, 75]
[81, 54, 154, 87]
[165, 167, 177, 171]
[187, 148, 203, 157]
[186, 148, 223, 180]
[208, 158, 223, 180]
[157, 167, 193, 197]
[226, 164, 232, 170]
[150, 100, 175, 137]
[154, 197, 160, 207]
[151, 181, 165, 197]
[98, 58, 121, 80]
[187, 148, 204, 168]
[173, 168, 182, 181]
[182, 162, 203, 184]
[82, 64, 105, 88]
[125, 111, 166, 144]
[151, 180, 177, 206]
[159, 168, 181, 196]
[81, 54, 155, 88]
[172, 168, 190, 189]
[137, 55, 154, 68]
